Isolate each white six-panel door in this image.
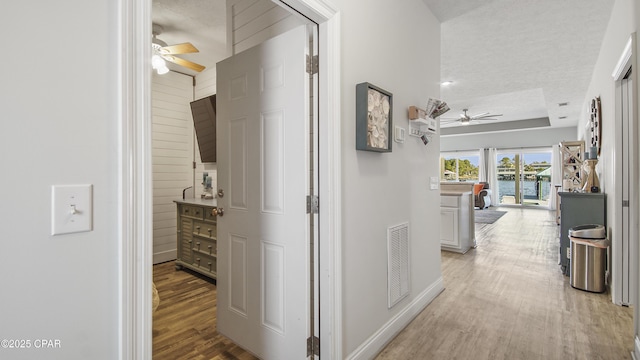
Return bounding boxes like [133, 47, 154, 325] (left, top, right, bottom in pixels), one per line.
[216, 25, 310, 359]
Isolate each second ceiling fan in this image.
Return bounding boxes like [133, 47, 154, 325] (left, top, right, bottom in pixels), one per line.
[441, 108, 502, 125]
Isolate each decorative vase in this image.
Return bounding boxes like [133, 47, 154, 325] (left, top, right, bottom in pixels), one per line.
[582, 159, 600, 193]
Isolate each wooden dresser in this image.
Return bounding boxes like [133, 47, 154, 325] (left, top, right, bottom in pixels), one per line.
[174, 198, 218, 280]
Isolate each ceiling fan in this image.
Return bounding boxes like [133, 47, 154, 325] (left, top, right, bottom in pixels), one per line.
[152, 24, 205, 74]
[440, 108, 503, 126]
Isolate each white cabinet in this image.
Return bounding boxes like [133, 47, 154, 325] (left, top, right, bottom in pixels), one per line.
[440, 191, 474, 254]
[440, 207, 459, 248]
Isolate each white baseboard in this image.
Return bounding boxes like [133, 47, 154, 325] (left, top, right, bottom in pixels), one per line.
[633, 335, 640, 360]
[346, 277, 445, 360]
[153, 249, 176, 265]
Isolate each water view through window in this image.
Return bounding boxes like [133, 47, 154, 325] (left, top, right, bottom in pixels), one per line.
[441, 150, 552, 208]
[497, 151, 551, 206]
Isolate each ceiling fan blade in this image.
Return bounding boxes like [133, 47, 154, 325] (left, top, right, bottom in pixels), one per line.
[472, 118, 500, 121]
[469, 112, 489, 119]
[160, 42, 199, 55]
[163, 55, 206, 72]
[472, 113, 503, 119]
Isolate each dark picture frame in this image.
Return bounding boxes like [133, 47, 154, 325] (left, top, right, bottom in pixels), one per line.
[356, 82, 393, 152]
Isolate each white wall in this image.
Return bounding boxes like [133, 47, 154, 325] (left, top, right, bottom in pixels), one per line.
[0, 1, 119, 359]
[440, 126, 577, 152]
[579, 0, 637, 303]
[331, 0, 444, 357]
[152, 71, 195, 264]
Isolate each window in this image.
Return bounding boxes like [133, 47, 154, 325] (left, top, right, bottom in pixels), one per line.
[440, 152, 480, 182]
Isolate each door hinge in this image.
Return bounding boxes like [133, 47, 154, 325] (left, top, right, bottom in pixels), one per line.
[192, 161, 197, 169]
[306, 55, 318, 75]
[307, 195, 319, 214]
[623, 200, 630, 207]
[307, 336, 320, 357]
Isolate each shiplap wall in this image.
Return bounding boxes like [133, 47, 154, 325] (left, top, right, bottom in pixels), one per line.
[152, 71, 195, 264]
[227, 0, 302, 54]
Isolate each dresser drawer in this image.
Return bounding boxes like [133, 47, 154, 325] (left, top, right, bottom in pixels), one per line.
[193, 237, 217, 257]
[192, 220, 216, 240]
[440, 195, 460, 208]
[204, 207, 217, 223]
[181, 205, 205, 220]
[192, 252, 217, 274]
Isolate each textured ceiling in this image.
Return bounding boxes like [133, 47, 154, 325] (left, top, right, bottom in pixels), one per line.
[152, 0, 227, 76]
[423, 0, 614, 134]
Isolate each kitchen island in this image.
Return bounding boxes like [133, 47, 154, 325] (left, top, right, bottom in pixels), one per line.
[440, 183, 475, 253]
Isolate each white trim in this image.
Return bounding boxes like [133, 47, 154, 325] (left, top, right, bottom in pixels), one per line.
[613, 36, 634, 80]
[319, 10, 342, 360]
[119, 0, 153, 359]
[121, 0, 340, 359]
[345, 278, 445, 360]
[272, 2, 342, 358]
[274, 1, 342, 358]
[612, 33, 638, 307]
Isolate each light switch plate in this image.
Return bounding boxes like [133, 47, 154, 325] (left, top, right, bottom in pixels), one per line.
[51, 184, 93, 235]
[394, 126, 406, 143]
[430, 176, 439, 190]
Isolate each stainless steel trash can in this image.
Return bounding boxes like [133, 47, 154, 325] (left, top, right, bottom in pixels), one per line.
[569, 224, 608, 293]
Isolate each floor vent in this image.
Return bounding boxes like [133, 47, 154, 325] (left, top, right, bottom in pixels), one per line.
[388, 222, 410, 308]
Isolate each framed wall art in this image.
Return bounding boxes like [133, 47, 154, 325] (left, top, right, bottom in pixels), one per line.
[356, 82, 393, 152]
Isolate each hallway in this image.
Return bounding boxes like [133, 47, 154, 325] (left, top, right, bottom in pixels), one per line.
[377, 207, 633, 359]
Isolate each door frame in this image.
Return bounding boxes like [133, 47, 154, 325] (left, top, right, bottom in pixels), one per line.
[117, 0, 342, 359]
[494, 147, 553, 207]
[613, 34, 639, 307]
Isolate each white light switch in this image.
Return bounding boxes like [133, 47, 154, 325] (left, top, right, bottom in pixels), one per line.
[51, 184, 93, 235]
[430, 176, 439, 190]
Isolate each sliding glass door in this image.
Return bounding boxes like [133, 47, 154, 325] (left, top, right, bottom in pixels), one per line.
[496, 149, 552, 207]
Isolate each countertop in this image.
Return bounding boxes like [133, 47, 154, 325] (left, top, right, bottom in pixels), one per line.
[441, 191, 472, 196]
[174, 198, 218, 207]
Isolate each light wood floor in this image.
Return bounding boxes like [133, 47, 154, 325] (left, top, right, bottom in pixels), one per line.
[153, 263, 256, 360]
[154, 207, 634, 359]
[376, 207, 634, 360]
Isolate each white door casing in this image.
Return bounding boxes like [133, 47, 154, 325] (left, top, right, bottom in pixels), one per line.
[216, 25, 310, 359]
[118, 1, 341, 359]
[613, 34, 638, 307]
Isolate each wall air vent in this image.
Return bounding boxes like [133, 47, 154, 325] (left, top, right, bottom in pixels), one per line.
[388, 222, 410, 308]
[558, 102, 569, 107]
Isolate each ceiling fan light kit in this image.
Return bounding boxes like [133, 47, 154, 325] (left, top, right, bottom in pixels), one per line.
[151, 23, 206, 75]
